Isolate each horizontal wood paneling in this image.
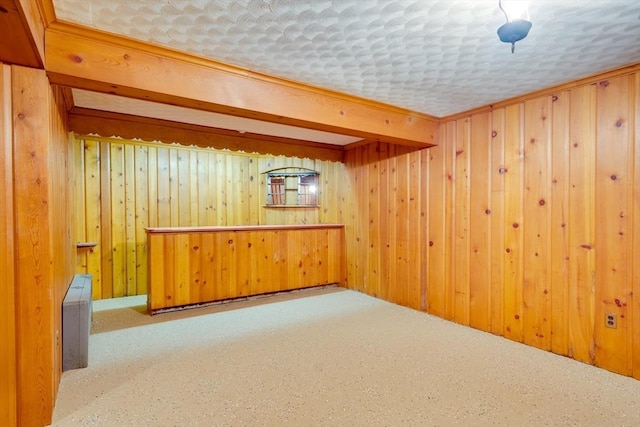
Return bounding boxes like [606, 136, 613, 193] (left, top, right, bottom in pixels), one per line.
[75, 136, 346, 300]
[147, 225, 344, 313]
[344, 69, 640, 379]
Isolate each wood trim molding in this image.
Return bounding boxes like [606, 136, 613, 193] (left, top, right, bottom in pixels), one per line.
[59, 85, 74, 111]
[146, 224, 344, 234]
[68, 107, 346, 162]
[33, 0, 56, 27]
[45, 21, 438, 148]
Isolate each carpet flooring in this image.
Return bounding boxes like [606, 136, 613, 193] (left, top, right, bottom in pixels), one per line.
[51, 286, 640, 426]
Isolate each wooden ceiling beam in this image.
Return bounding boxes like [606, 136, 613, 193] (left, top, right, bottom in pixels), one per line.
[45, 22, 438, 148]
[0, 0, 49, 68]
[68, 107, 346, 162]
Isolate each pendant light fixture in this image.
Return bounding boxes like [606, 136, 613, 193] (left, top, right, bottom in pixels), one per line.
[497, 0, 532, 53]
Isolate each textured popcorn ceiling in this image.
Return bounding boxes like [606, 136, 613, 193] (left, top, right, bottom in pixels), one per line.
[53, 0, 640, 118]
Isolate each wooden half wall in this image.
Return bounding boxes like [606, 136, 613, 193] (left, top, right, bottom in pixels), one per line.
[74, 135, 347, 300]
[146, 224, 344, 313]
[0, 64, 76, 427]
[343, 68, 640, 379]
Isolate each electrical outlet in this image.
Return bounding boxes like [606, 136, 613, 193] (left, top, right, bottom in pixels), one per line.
[605, 313, 617, 329]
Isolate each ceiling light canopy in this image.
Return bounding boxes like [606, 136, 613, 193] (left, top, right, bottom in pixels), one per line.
[497, 0, 532, 53]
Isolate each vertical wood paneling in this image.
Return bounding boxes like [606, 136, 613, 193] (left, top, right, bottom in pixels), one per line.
[216, 154, 227, 224]
[225, 156, 235, 224]
[469, 112, 491, 331]
[453, 119, 471, 325]
[419, 148, 429, 311]
[443, 123, 456, 320]
[84, 139, 102, 299]
[408, 149, 421, 310]
[343, 68, 639, 378]
[251, 230, 265, 294]
[368, 144, 381, 298]
[568, 84, 597, 365]
[147, 146, 158, 228]
[10, 66, 75, 427]
[163, 233, 176, 304]
[169, 149, 180, 226]
[196, 151, 208, 226]
[124, 144, 137, 296]
[135, 145, 149, 295]
[50, 84, 75, 399]
[174, 233, 190, 306]
[276, 229, 289, 290]
[147, 233, 164, 312]
[241, 158, 252, 224]
[213, 154, 225, 222]
[594, 76, 633, 374]
[110, 144, 126, 297]
[377, 144, 390, 302]
[489, 109, 506, 336]
[549, 91, 570, 356]
[395, 147, 409, 306]
[73, 136, 87, 273]
[350, 146, 364, 292]
[156, 147, 171, 226]
[633, 72, 640, 380]
[0, 63, 17, 427]
[13, 67, 54, 426]
[361, 146, 370, 294]
[146, 225, 344, 313]
[100, 142, 113, 299]
[427, 135, 446, 317]
[502, 104, 525, 342]
[387, 144, 398, 303]
[200, 232, 215, 302]
[249, 158, 260, 224]
[189, 151, 200, 226]
[236, 231, 251, 296]
[522, 96, 552, 350]
[77, 136, 344, 299]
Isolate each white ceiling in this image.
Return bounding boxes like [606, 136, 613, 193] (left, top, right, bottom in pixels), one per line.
[53, 0, 640, 142]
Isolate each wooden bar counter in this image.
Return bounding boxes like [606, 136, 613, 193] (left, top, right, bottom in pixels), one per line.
[146, 224, 344, 314]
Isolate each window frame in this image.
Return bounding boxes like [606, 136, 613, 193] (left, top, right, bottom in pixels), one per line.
[265, 169, 319, 207]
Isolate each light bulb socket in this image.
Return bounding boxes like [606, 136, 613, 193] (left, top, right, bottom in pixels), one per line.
[497, 19, 532, 44]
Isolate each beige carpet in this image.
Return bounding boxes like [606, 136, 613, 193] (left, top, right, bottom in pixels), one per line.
[51, 287, 640, 427]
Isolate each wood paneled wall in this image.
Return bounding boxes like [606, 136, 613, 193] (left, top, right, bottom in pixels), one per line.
[0, 63, 18, 427]
[147, 225, 344, 313]
[343, 144, 427, 311]
[0, 64, 75, 427]
[343, 70, 640, 379]
[74, 136, 345, 300]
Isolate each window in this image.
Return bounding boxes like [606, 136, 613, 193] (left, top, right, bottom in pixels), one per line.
[268, 175, 286, 205]
[266, 169, 319, 207]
